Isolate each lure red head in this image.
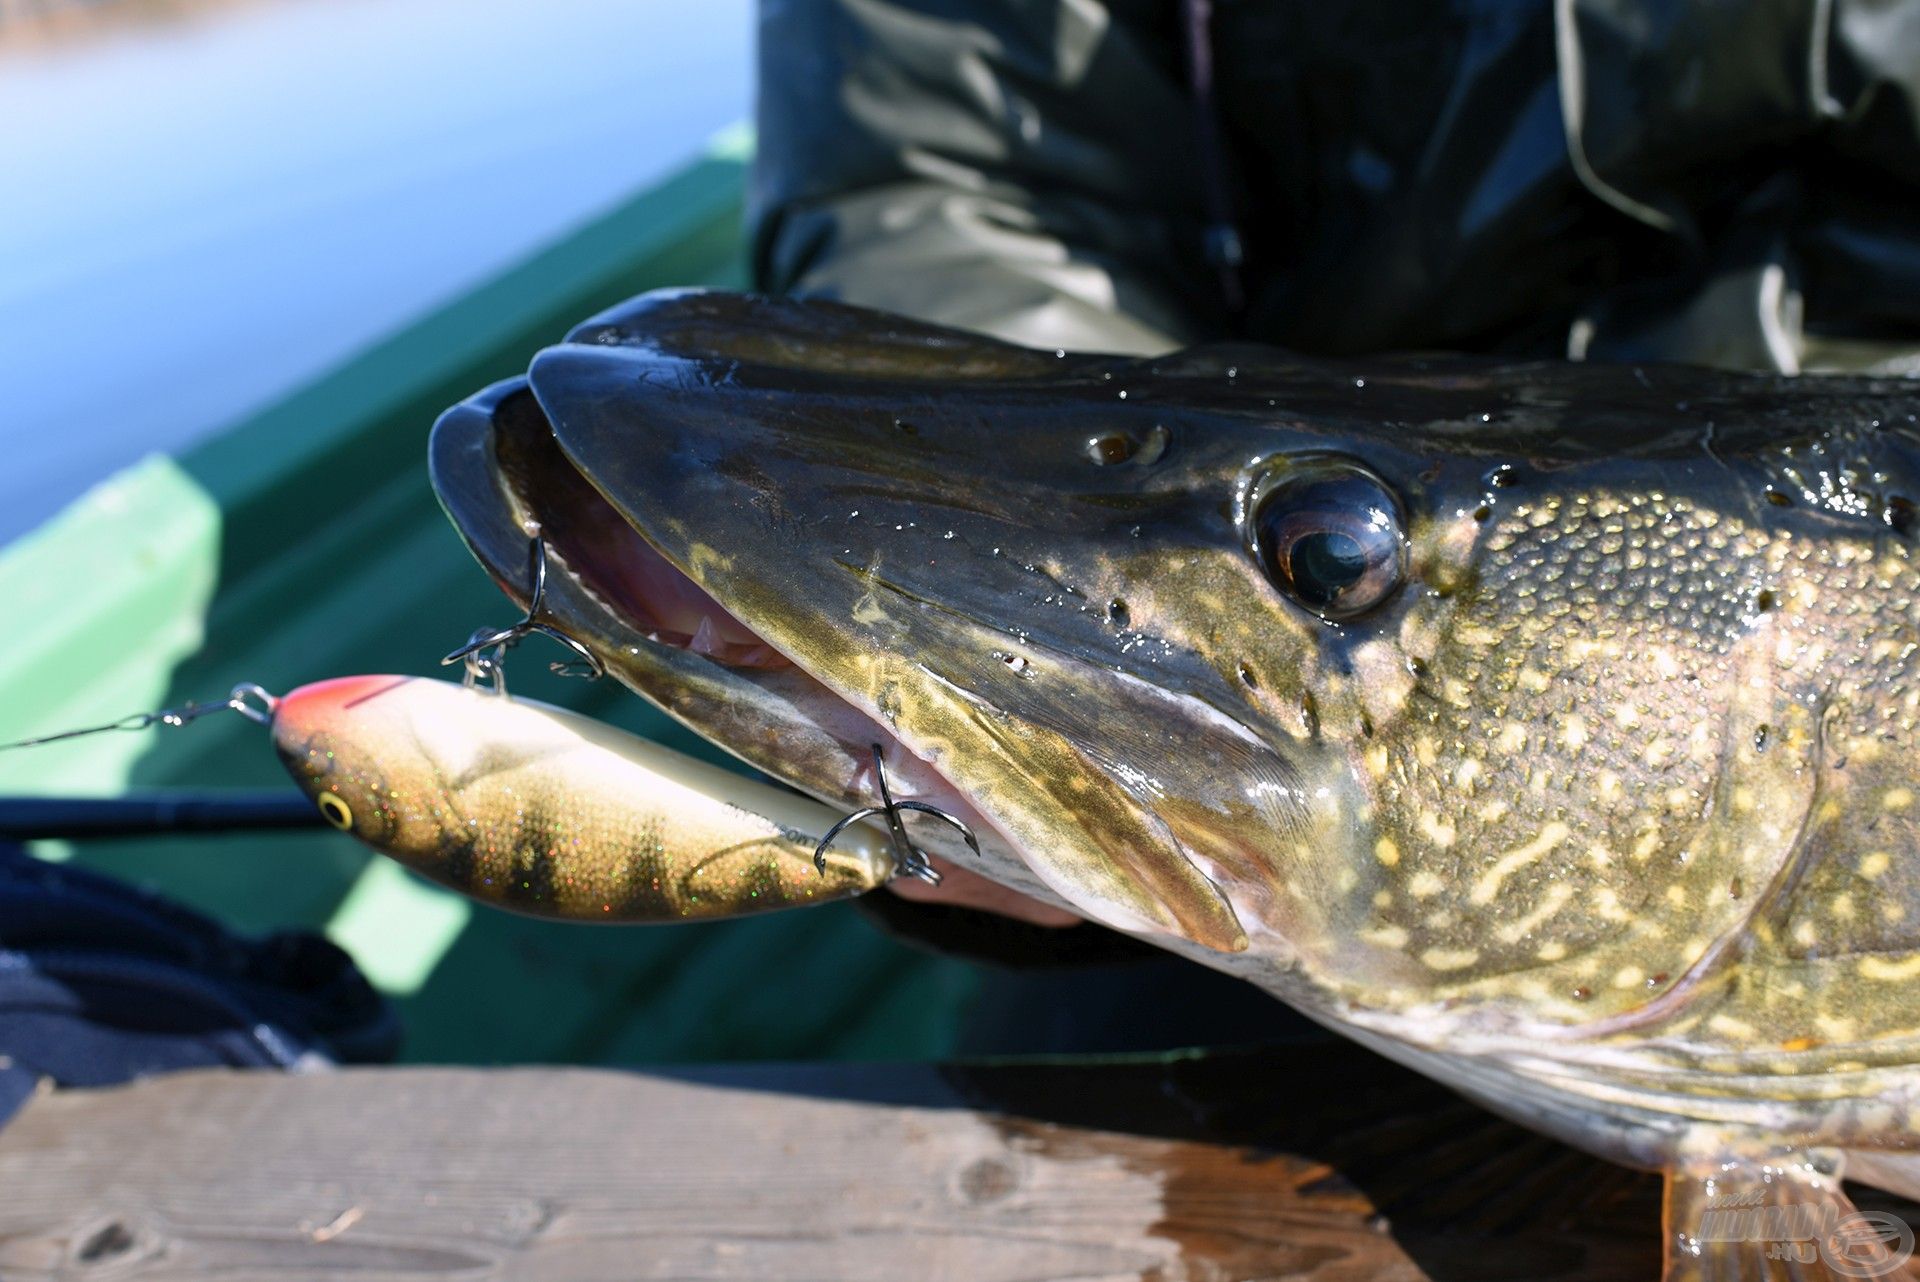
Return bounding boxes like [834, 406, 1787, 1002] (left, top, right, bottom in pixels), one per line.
[273, 675, 414, 736]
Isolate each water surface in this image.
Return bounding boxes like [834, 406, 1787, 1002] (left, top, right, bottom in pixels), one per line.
[0, 0, 752, 543]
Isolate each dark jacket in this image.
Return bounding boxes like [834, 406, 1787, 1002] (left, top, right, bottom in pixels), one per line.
[752, 0, 1920, 372]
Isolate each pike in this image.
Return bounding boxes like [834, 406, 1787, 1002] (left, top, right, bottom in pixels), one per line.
[418, 288, 1920, 1280]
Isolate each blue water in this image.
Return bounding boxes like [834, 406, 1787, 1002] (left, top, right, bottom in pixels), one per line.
[0, 0, 752, 544]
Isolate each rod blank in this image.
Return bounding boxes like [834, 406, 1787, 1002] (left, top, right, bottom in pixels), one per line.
[0, 792, 326, 840]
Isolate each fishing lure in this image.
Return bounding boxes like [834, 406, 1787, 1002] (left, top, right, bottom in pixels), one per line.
[1, 674, 902, 922]
[270, 674, 898, 922]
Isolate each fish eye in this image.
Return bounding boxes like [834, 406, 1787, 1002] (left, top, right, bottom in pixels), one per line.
[1250, 458, 1407, 621]
[316, 791, 354, 831]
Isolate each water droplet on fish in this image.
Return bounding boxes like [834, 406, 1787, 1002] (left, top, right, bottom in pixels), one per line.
[1479, 412, 1493, 423]
[1000, 653, 1030, 675]
[1353, 377, 1366, 389]
[1117, 389, 1128, 400]
[1226, 366, 1239, 379]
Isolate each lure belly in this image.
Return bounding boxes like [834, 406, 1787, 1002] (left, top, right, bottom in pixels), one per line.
[270, 675, 894, 921]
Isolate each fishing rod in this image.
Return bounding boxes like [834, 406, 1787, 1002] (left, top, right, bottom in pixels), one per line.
[0, 791, 326, 841]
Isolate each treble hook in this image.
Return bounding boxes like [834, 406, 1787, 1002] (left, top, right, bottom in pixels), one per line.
[813, 744, 981, 886]
[441, 536, 605, 694]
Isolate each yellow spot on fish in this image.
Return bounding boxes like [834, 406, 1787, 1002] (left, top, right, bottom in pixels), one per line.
[1517, 668, 1551, 693]
[1536, 941, 1567, 961]
[1814, 1015, 1857, 1042]
[1597, 770, 1621, 801]
[1707, 1014, 1758, 1040]
[1372, 889, 1393, 908]
[1496, 883, 1575, 944]
[1495, 723, 1527, 754]
[1614, 704, 1641, 730]
[1666, 884, 1687, 907]
[1835, 893, 1857, 921]
[1419, 812, 1457, 848]
[1559, 715, 1588, 750]
[1409, 871, 1445, 898]
[1860, 851, 1892, 880]
[1793, 920, 1818, 948]
[1886, 788, 1914, 813]
[1613, 965, 1644, 989]
[1414, 736, 1438, 768]
[1362, 924, 1410, 948]
[1470, 822, 1571, 905]
[1454, 759, 1482, 792]
[1479, 799, 1510, 823]
[1859, 955, 1920, 982]
[1374, 837, 1400, 867]
[1631, 828, 1662, 862]
[1365, 744, 1391, 778]
[1421, 947, 1480, 971]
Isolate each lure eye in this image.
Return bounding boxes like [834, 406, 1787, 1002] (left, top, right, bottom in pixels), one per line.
[1251, 458, 1407, 621]
[317, 791, 353, 831]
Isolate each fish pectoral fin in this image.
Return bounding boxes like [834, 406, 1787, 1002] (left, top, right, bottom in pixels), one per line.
[1664, 1146, 1917, 1281]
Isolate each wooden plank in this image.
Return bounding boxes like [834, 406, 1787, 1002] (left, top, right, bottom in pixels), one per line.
[0, 1045, 1683, 1281]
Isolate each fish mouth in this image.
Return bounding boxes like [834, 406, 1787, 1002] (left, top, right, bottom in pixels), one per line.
[427, 290, 1328, 953]
[429, 375, 1031, 907]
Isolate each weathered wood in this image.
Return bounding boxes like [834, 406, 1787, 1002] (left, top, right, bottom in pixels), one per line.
[0, 1044, 1809, 1280]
